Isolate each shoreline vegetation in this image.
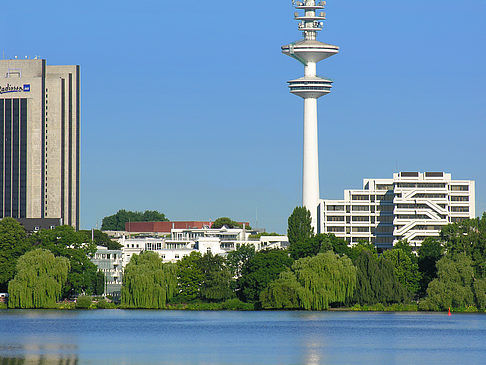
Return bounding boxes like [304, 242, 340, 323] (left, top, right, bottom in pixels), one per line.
[2, 299, 485, 313]
[2, 209, 486, 313]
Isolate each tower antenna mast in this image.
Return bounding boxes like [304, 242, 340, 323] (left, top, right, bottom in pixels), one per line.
[282, 0, 339, 232]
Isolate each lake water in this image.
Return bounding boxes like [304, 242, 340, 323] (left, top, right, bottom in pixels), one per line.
[0, 310, 485, 364]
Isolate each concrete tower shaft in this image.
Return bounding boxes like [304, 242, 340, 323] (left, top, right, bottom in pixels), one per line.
[282, 0, 339, 232]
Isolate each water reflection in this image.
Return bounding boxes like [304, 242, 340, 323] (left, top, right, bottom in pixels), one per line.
[304, 340, 321, 365]
[0, 342, 78, 365]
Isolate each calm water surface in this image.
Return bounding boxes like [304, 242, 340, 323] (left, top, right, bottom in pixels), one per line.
[0, 310, 485, 364]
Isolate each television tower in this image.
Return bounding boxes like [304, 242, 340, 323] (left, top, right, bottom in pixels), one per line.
[282, 0, 339, 232]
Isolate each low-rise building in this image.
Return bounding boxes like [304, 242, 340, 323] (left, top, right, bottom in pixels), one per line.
[90, 246, 123, 298]
[116, 226, 288, 267]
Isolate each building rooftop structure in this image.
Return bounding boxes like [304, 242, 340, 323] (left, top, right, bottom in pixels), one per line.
[123, 220, 251, 234]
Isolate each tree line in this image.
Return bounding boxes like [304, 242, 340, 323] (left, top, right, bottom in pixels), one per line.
[100, 210, 251, 231]
[3, 207, 486, 311]
[121, 207, 486, 311]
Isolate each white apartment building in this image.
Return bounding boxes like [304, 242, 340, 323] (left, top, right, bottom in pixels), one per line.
[90, 247, 123, 297]
[320, 172, 475, 250]
[117, 226, 289, 267]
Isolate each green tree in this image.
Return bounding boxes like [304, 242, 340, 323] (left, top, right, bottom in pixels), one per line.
[347, 242, 377, 262]
[8, 248, 69, 308]
[440, 214, 486, 277]
[30, 225, 101, 297]
[0, 218, 30, 292]
[289, 233, 350, 260]
[419, 253, 477, 311]
[237, 249, 293, 303]
[211, 217, 251, 229]
[393, 240, 416, 260]
[121, 251, 177, 308]
[260, 270, 303, 309]
[176, 252, 205, 301]
[294, 252, 357, 310]
[287, 207, 313, 248]
[101, 209, 169, 231]
[353, 249, 406, 305]
[226, 244, 256, 277]
[417, 237, 444, 296]
[382, 248, 421, 298]
[198, 253, 234, 302]
[261, 252, 357, 310]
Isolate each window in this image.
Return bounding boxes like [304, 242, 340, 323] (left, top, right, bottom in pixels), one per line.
[450, 185, 469, 191]
[414, 193, 446, 199]
[451, 217, 467, 223]
[396, 214, 430, 219]
[327, 226, 345, 233]
[327, 216, 344, 222]
[327, 205, 344, 211]
[352, 205, 369, 212]
[352, 195, 369, 201]
[352, 227, 369, 233]
[396, 204, 429, 209]
[352, 216, 369, 222]
[451, 196, 469, 202]
[451, 206, 469, 213]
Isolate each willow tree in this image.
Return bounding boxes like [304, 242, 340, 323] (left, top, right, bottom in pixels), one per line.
[293, 251, 357, 310]
[260, 270, 303, 309]
[121, 251, 177, 308]
[8, 248, 70, 308]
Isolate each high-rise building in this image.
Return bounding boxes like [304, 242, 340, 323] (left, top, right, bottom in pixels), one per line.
[282, 1, 338, 232]
[320, 172, 475, 250]
[0, 59, 79, 229]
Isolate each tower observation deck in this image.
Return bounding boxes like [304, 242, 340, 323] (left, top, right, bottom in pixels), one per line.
[282, 0, 339, 232]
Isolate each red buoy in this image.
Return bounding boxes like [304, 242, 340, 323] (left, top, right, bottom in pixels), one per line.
[448, 307, 451, 316]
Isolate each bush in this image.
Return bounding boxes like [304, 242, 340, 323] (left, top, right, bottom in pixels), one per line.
[0, 302, 7, 309]
[220, 298, 254, 311]
[75, 295, 93, 309]
[96, 299, 117, 309]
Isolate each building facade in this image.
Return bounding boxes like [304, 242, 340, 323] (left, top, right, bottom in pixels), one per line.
[116, 226, 289, 267]
[320, 172, 475, 249]
[0, 59, 79, 229]
[90, 246, 123, 297]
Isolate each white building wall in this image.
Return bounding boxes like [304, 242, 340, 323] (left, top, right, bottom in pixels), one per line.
[320, 172, 475, 250]
[117, 228, 289, 267]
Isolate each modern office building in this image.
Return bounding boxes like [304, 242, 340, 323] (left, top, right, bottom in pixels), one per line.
[0, 58, 79, 229]
[282, 1, 339, 231]
[320, 172, 475, 250]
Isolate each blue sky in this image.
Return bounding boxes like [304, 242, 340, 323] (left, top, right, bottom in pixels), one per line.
[2, 0, 485, 233]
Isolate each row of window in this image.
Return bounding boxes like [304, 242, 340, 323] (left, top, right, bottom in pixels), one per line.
[377, 183, 469, 191]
